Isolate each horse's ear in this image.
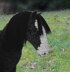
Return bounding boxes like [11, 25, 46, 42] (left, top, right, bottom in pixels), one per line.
[37, 14, 51, 34]
[32, 11, 37, 15]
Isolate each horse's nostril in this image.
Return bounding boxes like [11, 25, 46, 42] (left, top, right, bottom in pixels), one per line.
[44, 53, 46, 55]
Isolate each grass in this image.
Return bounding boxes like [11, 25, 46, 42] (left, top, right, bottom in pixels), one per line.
[0, 9, 70, 72]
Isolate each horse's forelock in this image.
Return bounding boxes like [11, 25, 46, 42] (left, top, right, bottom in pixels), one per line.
[36, 14, 51, 36]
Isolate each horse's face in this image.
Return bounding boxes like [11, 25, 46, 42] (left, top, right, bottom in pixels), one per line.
[3, 11, 52, 55]
[27, 12, 52, 56]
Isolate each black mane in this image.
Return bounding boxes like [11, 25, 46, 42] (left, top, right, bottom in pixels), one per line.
[37, 14, 51, 35]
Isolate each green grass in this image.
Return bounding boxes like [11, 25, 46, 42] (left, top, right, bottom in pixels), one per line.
[0, 9, 70, 72]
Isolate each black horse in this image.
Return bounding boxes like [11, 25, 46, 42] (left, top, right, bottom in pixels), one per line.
[0, 11, 51, 72]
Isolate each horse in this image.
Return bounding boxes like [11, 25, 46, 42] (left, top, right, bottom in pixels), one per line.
[0, 11, 52, 72]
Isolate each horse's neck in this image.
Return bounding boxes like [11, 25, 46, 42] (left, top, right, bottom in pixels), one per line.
[3, 24, 26, 45]
[2, 27, 26, 52]
[0, 30, 3, 40]
[0, 30, 2, 34]
[0, 30, 2, 41]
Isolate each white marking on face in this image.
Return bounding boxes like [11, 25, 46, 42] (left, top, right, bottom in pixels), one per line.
[37, 26, 52, 56]
[35, 20, 38, 29]
[34, 20, 52, 56]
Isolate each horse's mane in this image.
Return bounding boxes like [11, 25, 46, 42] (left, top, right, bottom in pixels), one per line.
[37, 14, 51, 35]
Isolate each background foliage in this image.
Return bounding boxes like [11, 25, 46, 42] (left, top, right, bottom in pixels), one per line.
[0, 0, 70, 14]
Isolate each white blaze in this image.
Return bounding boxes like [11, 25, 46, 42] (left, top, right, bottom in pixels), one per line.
[35, 20, 38, 29]
[35, 20, 52, 56]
